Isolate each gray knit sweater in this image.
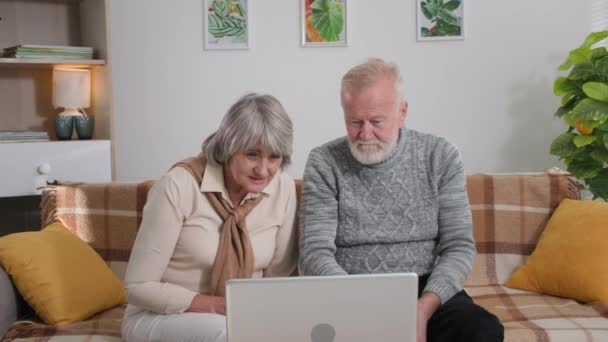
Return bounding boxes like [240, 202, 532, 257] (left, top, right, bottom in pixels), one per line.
[299, 128, 475, 304]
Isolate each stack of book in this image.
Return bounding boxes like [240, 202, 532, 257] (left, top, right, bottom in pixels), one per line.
[2, 45, 94, 60]
[0, 131, 50, 143]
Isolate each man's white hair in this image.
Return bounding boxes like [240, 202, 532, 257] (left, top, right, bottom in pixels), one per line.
[341, 58, 404, 104]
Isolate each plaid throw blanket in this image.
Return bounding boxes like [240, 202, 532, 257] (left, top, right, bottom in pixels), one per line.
[38, 181, 154, 280]
[465, 173, 608, 342]
[4, 173, 607, 342]
[3, 305, 124, 341]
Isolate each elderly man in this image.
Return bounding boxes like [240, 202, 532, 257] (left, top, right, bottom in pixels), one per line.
[299, 58, 504, 342]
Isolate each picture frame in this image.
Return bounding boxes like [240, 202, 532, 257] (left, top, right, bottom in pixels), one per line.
[301, 0, 347, 47]
[416, 0, 464, 41]
[204, 0, 250, 50]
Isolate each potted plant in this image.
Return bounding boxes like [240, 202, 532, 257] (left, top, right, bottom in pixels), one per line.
[550, 30, 608, 200]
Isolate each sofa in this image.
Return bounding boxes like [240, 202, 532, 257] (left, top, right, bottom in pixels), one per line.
[1, 173, 607, 341]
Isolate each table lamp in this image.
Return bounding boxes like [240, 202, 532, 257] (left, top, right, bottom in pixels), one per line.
[52, 68, 92, 140]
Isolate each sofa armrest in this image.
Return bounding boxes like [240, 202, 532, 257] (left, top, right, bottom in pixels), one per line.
[0, 265, 18, 338]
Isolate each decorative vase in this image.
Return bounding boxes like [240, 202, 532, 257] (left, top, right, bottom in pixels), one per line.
[54, 116, 74, 140]
[75, 116, 94, 140]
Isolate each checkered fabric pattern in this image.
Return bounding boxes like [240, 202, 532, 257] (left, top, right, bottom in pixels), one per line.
[3, 306, 124, 342]
[465, 173, 608, 341]
[4, 173, 608, 341]
[39, 181, 154, 281]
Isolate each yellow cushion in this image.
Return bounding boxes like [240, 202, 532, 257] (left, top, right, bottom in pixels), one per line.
[506, 199, 608, 303]
[0, 221, 126, 325]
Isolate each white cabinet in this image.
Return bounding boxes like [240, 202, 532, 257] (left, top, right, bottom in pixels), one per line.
[0, 140, 111, 197]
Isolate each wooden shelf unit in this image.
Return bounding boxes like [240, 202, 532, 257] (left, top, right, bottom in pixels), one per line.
[0, 0, 115, 182]
[0, 58, 106, 68]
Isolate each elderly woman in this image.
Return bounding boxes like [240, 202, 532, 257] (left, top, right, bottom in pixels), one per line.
[121, 93, 297, 342]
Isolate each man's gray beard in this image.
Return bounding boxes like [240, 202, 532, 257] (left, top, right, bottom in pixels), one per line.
[348, 137, 397, 165]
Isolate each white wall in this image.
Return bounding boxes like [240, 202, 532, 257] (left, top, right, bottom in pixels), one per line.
[108, 0, 594, 181]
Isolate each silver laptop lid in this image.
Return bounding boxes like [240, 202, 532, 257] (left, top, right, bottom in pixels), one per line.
[226, 273, 418, 342]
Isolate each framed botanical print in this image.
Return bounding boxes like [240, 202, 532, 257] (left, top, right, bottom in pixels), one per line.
[301, 0, 347, 47]
[204, 0, 250, 50]
[417, 0, 464, 41]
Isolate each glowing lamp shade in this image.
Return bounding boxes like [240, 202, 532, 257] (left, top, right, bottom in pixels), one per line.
[52, 68, 91, 116]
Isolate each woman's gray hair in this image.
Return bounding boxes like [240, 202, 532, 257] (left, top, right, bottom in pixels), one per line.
[341, 58, 404, 104]
[202, 93, 293, 168]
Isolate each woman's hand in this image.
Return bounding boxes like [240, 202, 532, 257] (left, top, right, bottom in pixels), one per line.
[186, 294, 226, 315]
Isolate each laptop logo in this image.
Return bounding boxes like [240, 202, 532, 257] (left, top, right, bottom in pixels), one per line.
[311, 323, 336, 342]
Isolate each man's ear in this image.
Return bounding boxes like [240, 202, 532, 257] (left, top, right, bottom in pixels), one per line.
[399, 100, 408, 128]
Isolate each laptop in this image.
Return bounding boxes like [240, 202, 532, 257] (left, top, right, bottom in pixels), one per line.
[226, 273, 418, 342]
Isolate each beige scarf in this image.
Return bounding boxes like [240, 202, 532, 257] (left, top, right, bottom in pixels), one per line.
[173, 155, 262, 297]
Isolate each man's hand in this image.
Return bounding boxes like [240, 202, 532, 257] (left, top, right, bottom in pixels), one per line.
[417, 292, 441, 342]
[186, 294, 226, 315]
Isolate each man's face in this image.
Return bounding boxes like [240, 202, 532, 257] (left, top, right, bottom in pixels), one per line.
[341, 76, 408, 165]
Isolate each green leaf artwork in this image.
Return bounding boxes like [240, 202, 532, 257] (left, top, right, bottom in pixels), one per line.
[310, 0, 345, 42]
[419, 0, 462, 38]
[207, 0, 247, 42]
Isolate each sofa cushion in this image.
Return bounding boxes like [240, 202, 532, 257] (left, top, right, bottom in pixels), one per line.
[0, 222, 126, 325]
[506, 199, 608, 303]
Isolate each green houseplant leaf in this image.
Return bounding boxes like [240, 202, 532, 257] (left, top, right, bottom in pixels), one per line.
[563, 112, 580, 128]
[592, 47, 608, 60]
[568, 159, 602, 179]
[589, 170, 608, 199]
[571, 98, 608, 121]
[555, 105, 571, 118]
[583, 82, 608, 102]
[311, 0, 345, 42]
[554, 76, 581, 96]
[573, 135, 597, 147]
[569, 61, 596, 81]
[550, 132, 577, 158]
[569, 47, 593, 64]
[558, 59, 574, 71]
[588, 169, 608, 199]
[591, 147, 608, 163]
[581, 31, 608, 49]
[596, 57, 608, 82]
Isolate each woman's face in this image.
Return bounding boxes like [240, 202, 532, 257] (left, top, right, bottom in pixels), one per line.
[225, 145, 283, 195]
